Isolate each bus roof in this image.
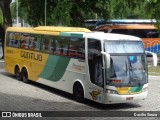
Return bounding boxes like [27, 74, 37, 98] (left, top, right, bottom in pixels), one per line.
[106, 19, 156, 24]
[6, 26, 141, 41]
[96, 19, 157, 26]
[95, 24, 157, 31]
[83, 32, 141, 41]
[6, 26, 90, 33]
[33, 26, 90, 32]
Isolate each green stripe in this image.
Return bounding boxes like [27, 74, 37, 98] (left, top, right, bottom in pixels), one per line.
[39, 55, 70, 82]
[60, 32, 83, 38]
[130, 86, 143, 92]
[70, 33, 83, 38]
[60, 32, 71, 37]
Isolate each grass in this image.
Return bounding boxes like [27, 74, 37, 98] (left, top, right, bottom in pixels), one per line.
[148, 55, 160, 76]
[148, 65, 160, 76]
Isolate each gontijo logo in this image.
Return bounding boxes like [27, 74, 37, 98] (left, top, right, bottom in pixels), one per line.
[20, 51, 42, 61]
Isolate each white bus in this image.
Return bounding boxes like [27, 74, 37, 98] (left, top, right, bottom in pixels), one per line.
[5, 26, 148, 104]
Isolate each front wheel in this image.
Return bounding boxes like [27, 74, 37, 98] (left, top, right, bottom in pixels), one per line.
[73, 84, 85, 103]
[22, 68, 29, 83]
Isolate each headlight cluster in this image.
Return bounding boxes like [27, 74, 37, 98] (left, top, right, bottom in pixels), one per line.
[106, 89, 118, 94]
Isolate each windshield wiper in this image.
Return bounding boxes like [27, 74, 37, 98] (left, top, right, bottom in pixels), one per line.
[129, 61, 142, 86]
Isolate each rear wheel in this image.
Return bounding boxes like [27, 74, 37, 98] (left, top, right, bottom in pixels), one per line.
[15, 66, 21, 81]
[22, 68, 29, 83]
[73, 83, 85, 103]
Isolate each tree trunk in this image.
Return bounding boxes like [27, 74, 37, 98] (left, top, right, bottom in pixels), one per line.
[0, 0, 12, 58]
[0, 0, 12, 29]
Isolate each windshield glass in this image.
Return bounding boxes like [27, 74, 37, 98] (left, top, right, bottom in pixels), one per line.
[106, 55, 147, 87]
[104, 41, 147, 87]
[105, 41, 144, 53]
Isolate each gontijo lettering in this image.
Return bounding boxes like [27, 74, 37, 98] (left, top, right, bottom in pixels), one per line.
[20, 51, 42, 61]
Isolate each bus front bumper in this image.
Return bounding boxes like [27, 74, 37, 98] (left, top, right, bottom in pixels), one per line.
[104, 91, 148, 104]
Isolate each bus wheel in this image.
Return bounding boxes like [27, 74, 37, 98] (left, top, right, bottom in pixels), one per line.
[22, 68, 29, 83]
[73, 83, 85, 103]
[15, 66, 21, 81]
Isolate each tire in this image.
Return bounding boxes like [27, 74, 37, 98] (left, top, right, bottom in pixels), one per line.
[73, 84, 85, 103]
[21, 68, 29, 83]
[15, 66, 21, 81]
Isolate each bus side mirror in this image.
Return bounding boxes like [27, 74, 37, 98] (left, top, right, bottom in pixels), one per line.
[145, 51, 158, 66]
[101, 51, 110, 68]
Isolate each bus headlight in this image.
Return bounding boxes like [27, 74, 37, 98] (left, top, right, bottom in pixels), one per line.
[106, 89, 118, 94]
[142, 87, 148, 92]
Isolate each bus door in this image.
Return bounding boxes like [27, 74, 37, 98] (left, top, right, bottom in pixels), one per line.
[87, 38, 104, 103]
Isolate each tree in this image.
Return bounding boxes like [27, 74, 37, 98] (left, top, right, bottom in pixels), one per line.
[18, 0, 110, 27]
[0, 0, 12, 58]
[107, 0, 147, 19]
[16, 0, 160, 29]
[0, 0, 12, 29]
[145, 0, 160, 32]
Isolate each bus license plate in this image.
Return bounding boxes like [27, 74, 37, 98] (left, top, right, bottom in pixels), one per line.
[126, 97, 133, 100]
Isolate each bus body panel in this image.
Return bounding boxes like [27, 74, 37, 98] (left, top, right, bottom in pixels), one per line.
[142, 38, 160, 54]
[37, 58, 87, 93]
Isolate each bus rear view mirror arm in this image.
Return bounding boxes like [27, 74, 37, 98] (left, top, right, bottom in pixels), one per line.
[145, 51, 158, 66]
[101, 51, 110, 68]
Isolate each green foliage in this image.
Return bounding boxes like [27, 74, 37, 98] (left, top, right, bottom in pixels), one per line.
[18, 0, 110, 27]
[145, 0, 160, 32]
[50, 0, 72, 26]
[10, 2, 16, 19]
[107, 0, 147, 19]
[14, 0, 160, 28]
[0, 10, 3, 25]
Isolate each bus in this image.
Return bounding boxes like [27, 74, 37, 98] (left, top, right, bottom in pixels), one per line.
[95, 19, 160, 55]
[5, 26, 148, 104]
[95, 19, 156, 26]
[84, 19, 104, 30]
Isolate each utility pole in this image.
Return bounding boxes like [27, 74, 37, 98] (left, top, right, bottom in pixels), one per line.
[16, 0, 19, 27]
[45, 0, 46, 26]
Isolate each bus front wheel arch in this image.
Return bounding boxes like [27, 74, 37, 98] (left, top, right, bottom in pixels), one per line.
[15, 65, 21, 81]
[73, 82, 85, 103]
[21, 67, 29, 83]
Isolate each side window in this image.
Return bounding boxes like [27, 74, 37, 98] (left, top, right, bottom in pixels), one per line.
[20, 34, 30, 49]
[88, 38, 103, 87]
[8, 32, 14, 46]
[20, 33, 41, 51]
[7, 32, 20, 48]
[28, 35, 37, 50]
[13, 33, 21, 47]
[35, 35, 41, 51]
[48, 36, 58, 54]
[88, 39, 101, 60]
[54, 37, 69, 56]
[69, 37, 85, 59]
[41, 36, 50, 53]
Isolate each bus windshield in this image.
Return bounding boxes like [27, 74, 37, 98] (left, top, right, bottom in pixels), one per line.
[105, 41, 144, 54]
[104, 41, 147, 87]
